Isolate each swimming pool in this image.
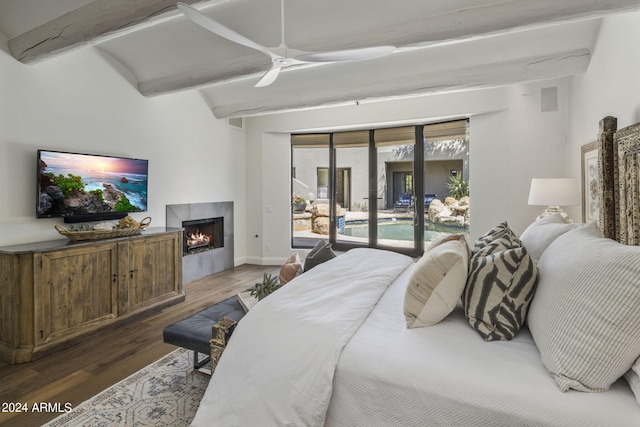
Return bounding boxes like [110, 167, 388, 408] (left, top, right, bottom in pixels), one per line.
[342, 218, 466, 242]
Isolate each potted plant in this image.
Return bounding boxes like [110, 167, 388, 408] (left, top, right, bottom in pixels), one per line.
[447, 174, 469, 199]
[292, 193, 307, 213]
[248, 273, 281, 301]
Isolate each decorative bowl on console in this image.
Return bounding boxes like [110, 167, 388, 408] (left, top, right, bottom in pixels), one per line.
[55, 216, 151, 241]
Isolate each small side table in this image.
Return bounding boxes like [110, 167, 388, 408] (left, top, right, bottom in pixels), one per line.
[237, 291, 260, 312]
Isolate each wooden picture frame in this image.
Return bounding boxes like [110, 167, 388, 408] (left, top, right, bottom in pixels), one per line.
[581, 141, 599, 223]
[614, 122, 640, 245]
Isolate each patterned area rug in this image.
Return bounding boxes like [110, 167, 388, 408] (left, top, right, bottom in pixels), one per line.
[44, 348, 209, 426]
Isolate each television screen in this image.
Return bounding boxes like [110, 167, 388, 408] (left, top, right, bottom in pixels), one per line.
[37, 150, 148, 222]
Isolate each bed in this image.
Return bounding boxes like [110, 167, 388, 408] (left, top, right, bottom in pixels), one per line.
[191, 117, 640, 426]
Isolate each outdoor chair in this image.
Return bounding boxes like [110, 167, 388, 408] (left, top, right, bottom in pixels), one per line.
[424, 193, 437, 210]
[394, 192, 413, 212]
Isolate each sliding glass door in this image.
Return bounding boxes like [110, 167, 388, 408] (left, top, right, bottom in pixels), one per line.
[291, 120, 469, 257]
[374, 126, 421, 252]
[422, 120, 470, 244]
[291, 134, 330, 249]
[333, 130, 369, 247]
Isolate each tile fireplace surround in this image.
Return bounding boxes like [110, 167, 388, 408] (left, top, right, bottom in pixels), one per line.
[166, 202, 234, 283]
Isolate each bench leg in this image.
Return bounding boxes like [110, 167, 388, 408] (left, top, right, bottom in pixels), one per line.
[193, 350, 212, 375]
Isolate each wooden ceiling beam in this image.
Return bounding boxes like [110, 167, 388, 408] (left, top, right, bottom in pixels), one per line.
[9, 0, 640, 66]
[138, 52, 272, 97]
[208, 49, 591, 118]
[7, 0, 212, 64]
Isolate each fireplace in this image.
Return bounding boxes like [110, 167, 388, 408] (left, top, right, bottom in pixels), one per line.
[182, 217, 223, 255]
[167, 202, 234, 284]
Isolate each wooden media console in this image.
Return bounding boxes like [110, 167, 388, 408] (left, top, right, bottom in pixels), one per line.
[0, 228, 184, 364]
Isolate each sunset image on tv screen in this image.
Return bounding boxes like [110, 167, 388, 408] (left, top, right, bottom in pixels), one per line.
[38, 150, 148, 218]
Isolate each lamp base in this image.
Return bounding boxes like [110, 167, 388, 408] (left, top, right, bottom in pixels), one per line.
[537, 206, 573, 223]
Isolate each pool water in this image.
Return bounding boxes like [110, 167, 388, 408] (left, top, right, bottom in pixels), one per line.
[343, 219, 461, 241]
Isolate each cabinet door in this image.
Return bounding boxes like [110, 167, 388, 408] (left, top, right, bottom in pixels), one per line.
[124, 233, 180, 313]
[35, 242, 118, 346]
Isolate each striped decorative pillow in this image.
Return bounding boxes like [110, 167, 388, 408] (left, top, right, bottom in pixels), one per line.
[528, 223, 640, 392]
[472, 221, 521, 256]
[463, 246, 538, 341]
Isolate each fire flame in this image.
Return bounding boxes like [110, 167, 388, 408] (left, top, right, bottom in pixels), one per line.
[186, 231, 211, 247]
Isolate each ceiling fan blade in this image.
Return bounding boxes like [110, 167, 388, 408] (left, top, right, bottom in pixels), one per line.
[255, 63, 282, 87]
[294, 45, 396, 63]
[177, 2, 275, 59]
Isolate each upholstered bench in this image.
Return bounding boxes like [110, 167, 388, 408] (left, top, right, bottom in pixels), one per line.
[163, 295, 246, 374]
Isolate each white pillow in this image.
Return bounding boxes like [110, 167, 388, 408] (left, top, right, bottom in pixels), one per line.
[625, 359, 640, 406]
[519, 213, 582, 264]
[404, 234, 470, 328]
[528, 222, 640, 392]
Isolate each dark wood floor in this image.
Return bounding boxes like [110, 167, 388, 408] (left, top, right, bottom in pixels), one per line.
[0, 264, 277, 427]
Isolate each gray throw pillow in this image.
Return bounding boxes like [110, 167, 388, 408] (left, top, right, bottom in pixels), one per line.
[303, 240, 337, 272]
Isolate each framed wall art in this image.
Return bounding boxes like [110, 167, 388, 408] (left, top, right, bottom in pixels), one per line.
[581, 141, 599, 223]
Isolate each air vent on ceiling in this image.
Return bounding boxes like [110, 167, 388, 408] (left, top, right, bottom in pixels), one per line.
[226, 117, 244, 130]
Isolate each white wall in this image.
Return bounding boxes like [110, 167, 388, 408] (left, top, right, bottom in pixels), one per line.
[242, 10, 640, 264]
[3, 10, 636, 266]
[0, 43, 248, 265]
[567, 10, 640, 221]
[245, 80, 571, 262]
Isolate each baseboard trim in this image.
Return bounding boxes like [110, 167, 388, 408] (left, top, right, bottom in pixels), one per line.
[243, 256, 285, 266]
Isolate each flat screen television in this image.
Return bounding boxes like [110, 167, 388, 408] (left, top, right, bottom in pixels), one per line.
[37, 150, 148, 223]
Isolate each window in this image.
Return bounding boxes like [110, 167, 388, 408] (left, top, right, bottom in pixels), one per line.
[291, 120, 469, 256]
[317, 168, 328, 199]
[374, 126, 418, 251]
[333, 130, 369, 247]
[291, 134, 329, 248]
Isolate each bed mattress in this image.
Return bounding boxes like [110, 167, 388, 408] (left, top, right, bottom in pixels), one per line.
[325, 264, 640, 427]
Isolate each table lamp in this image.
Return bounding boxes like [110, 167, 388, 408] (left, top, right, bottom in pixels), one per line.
[528, 178, 579, 223]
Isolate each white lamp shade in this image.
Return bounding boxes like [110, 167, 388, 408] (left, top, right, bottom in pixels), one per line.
[528, 178, 579, 206]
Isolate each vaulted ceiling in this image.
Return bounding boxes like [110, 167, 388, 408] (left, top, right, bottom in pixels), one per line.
[2, 0, 640, 118]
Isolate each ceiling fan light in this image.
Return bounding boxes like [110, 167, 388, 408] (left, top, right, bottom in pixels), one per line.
[255, 65, 282, 87]
[178, 1, 396, 87]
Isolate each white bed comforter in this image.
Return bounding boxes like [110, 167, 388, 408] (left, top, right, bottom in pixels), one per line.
[192, 248, 640, 427]
[325, 264, 640, 427]
[191, 248, 412, 427]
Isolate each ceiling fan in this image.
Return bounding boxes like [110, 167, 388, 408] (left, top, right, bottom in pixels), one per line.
[176, 1, 395, 87]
